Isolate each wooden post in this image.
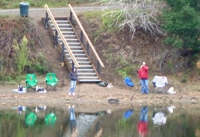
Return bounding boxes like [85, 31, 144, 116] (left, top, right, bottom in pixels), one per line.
[80, 30, 83, 43]
[61, 43, 65, 62]
[54, 30, 58, 48]
[44, 12, 49, 29]
[87, 42, 90, 56]
[69, 10, 73, 22]
[97, 61, 100, 75]
[72, 61, 74, 70]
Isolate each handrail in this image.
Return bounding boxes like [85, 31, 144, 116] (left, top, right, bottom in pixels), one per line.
[68, 4, 105, 68]
[44, 4, 80, 68]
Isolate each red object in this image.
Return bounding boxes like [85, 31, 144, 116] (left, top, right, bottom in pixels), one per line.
[138, 65, 149, 79]
[137, 121, 148, 136]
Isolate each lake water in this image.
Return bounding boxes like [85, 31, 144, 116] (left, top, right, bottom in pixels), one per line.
[0, 105, 200, 137]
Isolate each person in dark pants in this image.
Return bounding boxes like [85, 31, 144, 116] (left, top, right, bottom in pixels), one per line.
[138, 62, 149, 94]
[69, 67, 78, 96]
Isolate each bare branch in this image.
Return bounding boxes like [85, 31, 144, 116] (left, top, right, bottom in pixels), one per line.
[98, 0, 164, 37]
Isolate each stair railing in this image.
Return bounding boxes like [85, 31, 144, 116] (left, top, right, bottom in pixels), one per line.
[44, 4, 80, 68]
[68, 4, 105, 74]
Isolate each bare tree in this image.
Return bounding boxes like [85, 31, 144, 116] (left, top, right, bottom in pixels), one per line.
[97, 0, 164, 37]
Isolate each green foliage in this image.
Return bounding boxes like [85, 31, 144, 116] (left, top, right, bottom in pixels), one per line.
[167, 61, 176, 73]
[181, 69, 190, 83]
[13, 36, 29, 75]
[162, 0, 200, 51]
[117, 69, 128, 78]
[114, 57, 136, 78]
[102, 10, 124, 32]
[0, 73, 13, 81]
[165, 0, 200, 12]
[27, 52, 48, 74]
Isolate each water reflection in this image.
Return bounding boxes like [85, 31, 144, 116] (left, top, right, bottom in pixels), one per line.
[138, 106, 148, 137]
[44, 108, 57, 126]
[17, 106, 57, 126]
[1, 105, 200, 137]
[124, 109, 134, 120]
[25, 108, 37, 126]
[87, 105, 200, 137]
[152, 106, 176, 126]
[61, 105, 77, 136]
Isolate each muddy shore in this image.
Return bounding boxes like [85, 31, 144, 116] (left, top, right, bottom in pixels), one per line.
[0, 82, 200, 113]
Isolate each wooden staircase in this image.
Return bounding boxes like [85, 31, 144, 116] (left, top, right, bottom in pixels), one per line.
[43, 4, 104, 83]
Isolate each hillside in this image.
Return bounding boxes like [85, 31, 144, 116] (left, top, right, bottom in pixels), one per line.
[0, 7, 200, 93]
[78, 13, 198, 87]
[1, 7, 200, 109]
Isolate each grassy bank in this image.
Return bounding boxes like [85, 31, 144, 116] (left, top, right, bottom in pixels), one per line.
[0, 0, 94, 9]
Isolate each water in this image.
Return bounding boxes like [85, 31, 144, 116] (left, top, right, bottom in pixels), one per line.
[0, 105, 199, 137]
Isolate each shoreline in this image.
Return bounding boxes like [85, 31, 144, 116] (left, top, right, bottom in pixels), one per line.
[0, 84, 199, 106]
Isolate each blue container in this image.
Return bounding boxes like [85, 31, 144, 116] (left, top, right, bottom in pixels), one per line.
[19, 2, 29, 17]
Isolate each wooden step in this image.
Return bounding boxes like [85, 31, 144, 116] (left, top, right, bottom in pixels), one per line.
[67, 57, 89, 61]
[70, 61, 90, 64]
[66, 39, 79, 41]
[77, 69, 94, 72]
[58, 38, 79, 42]
[50, 23, 71, 27]
[67, 42, 81, 45]
[68, 46, 82, 49]
[78, 79, 101, 82]
[59, 41, 81, 45]
[61, 31, 75, 34]
[78, 76, 99, 79]
[63, 35, 77, 38]
[65, 53, 86, 57]
[79, 65, 92, 68]
[52, 27, 73, 31]
[64, 49, 84, 53]
[78, 72, 96, 75]
[49, 20, 69, 23]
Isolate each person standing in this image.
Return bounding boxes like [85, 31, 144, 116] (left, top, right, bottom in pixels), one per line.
[138, 62, 149, 94]
[69, 67, 78, 96]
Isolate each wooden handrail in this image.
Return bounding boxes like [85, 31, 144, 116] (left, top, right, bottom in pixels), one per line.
[44, 4, 80, 68]
[68, 4, 105, 68]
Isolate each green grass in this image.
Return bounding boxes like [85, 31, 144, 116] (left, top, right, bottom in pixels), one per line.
[0, 0, 95, 9]
[83, 10, 122, 35]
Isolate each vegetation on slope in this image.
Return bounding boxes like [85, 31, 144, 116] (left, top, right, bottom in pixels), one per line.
[0, 16, 48, 82]
[80, 9, 200, 83]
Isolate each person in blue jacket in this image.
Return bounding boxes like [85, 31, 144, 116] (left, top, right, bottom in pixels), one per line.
[69, 67, 78, 96]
